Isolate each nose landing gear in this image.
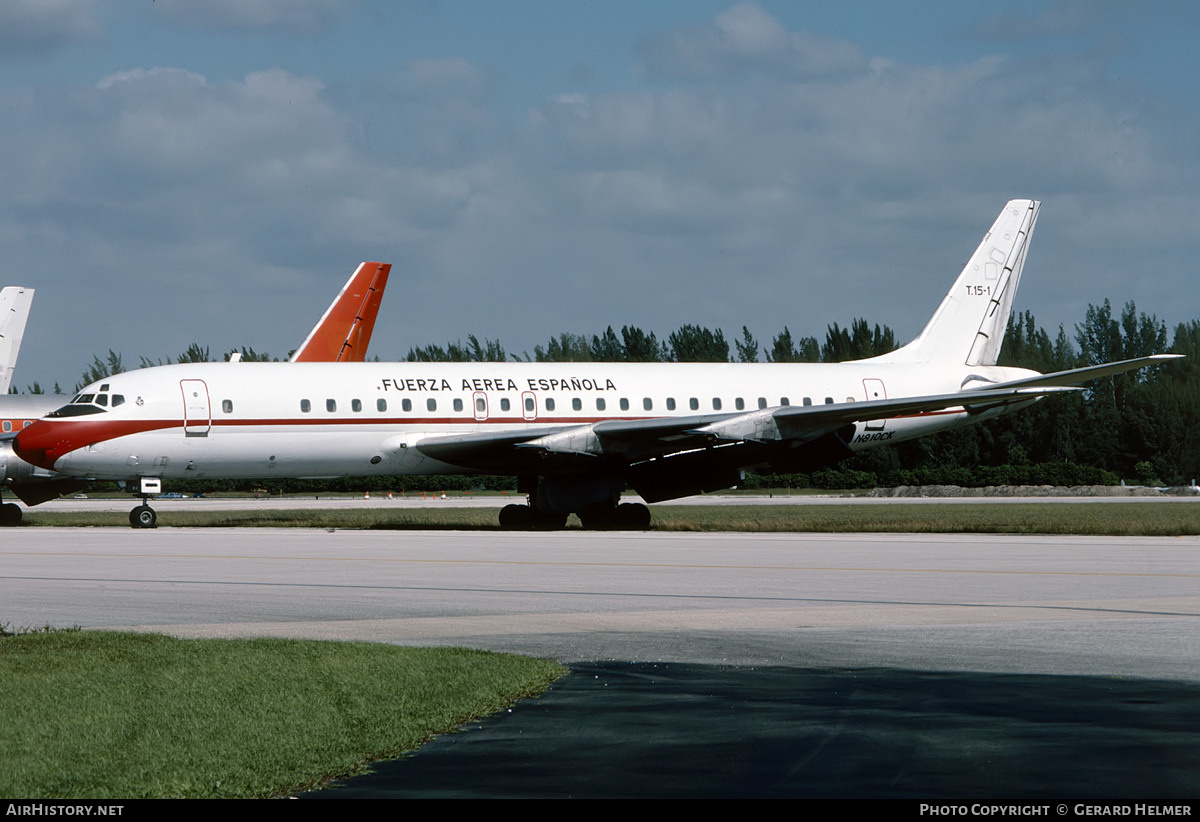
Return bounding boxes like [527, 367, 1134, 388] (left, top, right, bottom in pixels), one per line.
[129, 477, 161, 529]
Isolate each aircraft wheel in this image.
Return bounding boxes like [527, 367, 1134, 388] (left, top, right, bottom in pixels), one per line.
[498, 504, 532, 530]
[130, 505, 157, 529]
[0, 503, 21, 526]
[617, 502, 651, 530]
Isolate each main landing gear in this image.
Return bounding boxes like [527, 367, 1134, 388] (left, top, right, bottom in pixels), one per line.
[497, 476, 652, 531]
[498, 500, 651, 531]
[129, 477, 161, 529]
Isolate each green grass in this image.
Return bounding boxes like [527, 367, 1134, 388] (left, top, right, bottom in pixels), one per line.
[650, 502, 1200, 535]
[18, 501, 1200, 535]
[0, 631, 566, 798]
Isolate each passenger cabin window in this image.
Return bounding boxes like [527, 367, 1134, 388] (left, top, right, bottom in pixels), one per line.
[378, 399, 388, 412]
[545, 398, 556, 412]
[780, 397, 790, 406]
[803, 397, 812, 406]
[402, 399, 412, 412]
[643, 398, 653, 411]
[572, 398, 582, 411]
[757, 397, 767, 409]
[666, 398, 676, 411]
[620, 398, 630, 411]
[222, 400, 233, 414]
[824, 397, 834, 404]
[352, 399, 362, 412]
[453, 398, 464, 412]
[524, 396, 535, 413]
[476, 397, 486, 413]
[689, 398, 699, 411]
[300, 399, 311, 413]
[2, 421, 10, 433]
[500, 398, 511, 412]
[427, 398, 437, 412]
[735, 398, 745, 410]
[326, 399, 337, 412]
[712, 398, 722, 411]
[596, 398, 606, 411]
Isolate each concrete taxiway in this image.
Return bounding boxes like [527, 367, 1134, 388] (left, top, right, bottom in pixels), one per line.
[3, 527, 1196, 677]
[4, 527, 1197, 797]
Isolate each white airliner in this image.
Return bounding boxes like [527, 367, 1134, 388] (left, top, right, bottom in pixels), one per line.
[14, 200, 1179, 529]
[0, 262, 392, 525]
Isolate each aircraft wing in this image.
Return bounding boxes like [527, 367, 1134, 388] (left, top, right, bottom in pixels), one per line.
[980, 354, 1183, 390]
[413, 386, 1070, 475]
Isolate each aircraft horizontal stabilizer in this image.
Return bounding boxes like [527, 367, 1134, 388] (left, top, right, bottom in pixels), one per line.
[980, 355, 1183, 391]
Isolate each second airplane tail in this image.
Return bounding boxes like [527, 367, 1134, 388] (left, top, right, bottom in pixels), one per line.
[874, 199, 1039, 367]
[290, 262, 392, 363]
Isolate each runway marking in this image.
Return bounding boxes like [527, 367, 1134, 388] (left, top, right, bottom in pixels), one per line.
[1, 551, 1196, 578]
[3, 575, 1198, 618]
[97, 600, 1200, 644]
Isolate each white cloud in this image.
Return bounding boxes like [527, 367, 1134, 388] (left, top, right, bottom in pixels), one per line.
[0, 0, 102, 57]
[149, 0, 353, 34]
[638, 2, 864, 80]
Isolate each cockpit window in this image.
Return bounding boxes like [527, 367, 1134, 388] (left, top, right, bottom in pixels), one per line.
[48, 389, 120, 418]
[48, 403, 106, 417]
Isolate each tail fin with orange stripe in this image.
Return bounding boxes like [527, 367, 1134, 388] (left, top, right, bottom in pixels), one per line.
[290, 262, 391, 363]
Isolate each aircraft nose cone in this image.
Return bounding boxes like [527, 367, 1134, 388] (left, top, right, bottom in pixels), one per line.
[13, 421, 66, 470]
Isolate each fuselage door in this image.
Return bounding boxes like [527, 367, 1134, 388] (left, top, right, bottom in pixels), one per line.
[863, 378, 887, 431]
[472, 391, 488, 421]
[521, 391, 537, 421]
[181, 379, 211, 437]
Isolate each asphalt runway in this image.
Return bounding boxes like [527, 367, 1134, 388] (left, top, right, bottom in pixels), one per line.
[4, 527, 1198, 798]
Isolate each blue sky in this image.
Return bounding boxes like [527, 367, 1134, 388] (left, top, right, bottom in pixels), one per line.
[3, 1, 1199, 388]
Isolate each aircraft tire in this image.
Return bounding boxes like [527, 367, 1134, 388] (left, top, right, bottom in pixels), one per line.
[498, 504, 532, 530]
[130, 505, 157, 529]
[0, 503, 21, 526]
[617, 502, 651, 530]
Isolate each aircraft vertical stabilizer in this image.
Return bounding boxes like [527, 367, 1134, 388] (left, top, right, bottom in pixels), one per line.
[290, 262, 391, 363]
[875, 200, 1039, 366]
[0, 287, 34, 394]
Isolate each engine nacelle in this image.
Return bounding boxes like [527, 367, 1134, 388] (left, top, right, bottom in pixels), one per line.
[1, 440, 89, 505]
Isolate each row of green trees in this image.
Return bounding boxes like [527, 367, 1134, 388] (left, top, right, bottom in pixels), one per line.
[405, 317, 899, 364]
